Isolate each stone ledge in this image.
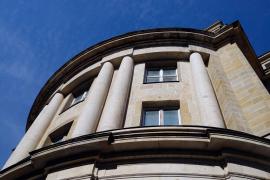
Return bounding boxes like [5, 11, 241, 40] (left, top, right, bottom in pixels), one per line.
[1, 126, 269, 179]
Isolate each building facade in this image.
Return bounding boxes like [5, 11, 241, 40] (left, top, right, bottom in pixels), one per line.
[1, 21, 270, 179]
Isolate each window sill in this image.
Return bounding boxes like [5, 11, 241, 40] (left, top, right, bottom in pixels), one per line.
[143, 80, 179, 84]
[59, 99, 85, 115]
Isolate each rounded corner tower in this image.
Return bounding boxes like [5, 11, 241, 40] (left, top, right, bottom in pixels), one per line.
[1, 21, 270, 179]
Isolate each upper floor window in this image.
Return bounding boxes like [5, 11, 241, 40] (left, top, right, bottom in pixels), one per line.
[70, 91, 88, 107]
[145, 67, 178, 83]
[62, 79, 93, 112]
[44, 122, 73, 146]
[142, 107, 181, 126]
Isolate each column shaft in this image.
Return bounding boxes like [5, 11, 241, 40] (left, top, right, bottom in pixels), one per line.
[97, 56, 134, 131]
[71, 62, 114, 138]
[190, 52, 225, 128]
[3, 92, 64, 169]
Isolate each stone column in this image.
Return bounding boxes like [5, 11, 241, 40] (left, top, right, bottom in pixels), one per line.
[3, 92, 64, 169]
[97, 56, 134, 131]
[71, 62, 114, 138]
[190, 52, 225, 128]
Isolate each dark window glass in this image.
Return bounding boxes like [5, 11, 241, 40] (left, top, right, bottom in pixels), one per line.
[70, 91, 88, 106]
[145, 67, 177, 83]
[163, 69, 177, 82]
[146, 69, 160, 83]
[144, 110, 159, 126]
[143, 108, 180, 126]
[163, 109, 179, 125]
[44, 122, 73, 146]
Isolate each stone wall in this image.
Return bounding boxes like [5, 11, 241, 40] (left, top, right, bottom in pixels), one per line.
[35, 43, 270, 150]
[124, 61, 201, 128]
[209, 43, 270, 136]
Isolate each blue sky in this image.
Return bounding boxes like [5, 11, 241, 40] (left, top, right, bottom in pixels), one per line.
[0, 0, 269, 168]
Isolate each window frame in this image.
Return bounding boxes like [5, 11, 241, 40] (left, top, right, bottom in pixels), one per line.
[61, 78, 94, 114]
[70, 90, 88, 107]
[142, 107, 181, 126]
[144, 67, 178, 84]
[44, 122, 73, 146]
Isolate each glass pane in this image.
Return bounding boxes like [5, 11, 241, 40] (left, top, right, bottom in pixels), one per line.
[144, 110, 159, 126]
[163, 110, 179, 125]
[51, 137, 64, 144]
[147, 70, 160, 76]
[83, 91, 88, 98]
[163, 69, 177, 82]
[163, 76, 177, 82]
[71, 93, 84, 105]
[146, 76, 160, 83]
[163, 69, 176, 76]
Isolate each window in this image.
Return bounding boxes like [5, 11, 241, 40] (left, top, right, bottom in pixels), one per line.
[63, 79, 93, 112]
[142, 108, 181, 126]
[70, 91, 88, 107]
[262, 60, 270, 70]
[44, 122, 73, 146]
[145, 67, 178, 83]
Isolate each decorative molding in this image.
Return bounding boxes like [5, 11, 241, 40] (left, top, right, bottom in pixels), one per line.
[1, 126, 269, 179]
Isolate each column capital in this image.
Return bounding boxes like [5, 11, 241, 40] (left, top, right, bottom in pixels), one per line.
[122, 55, 133, 59]
[46, 91, 64, 105]
[189, 51, 210, 66]
[55, 91, 65, 95]
[190, 52, 202, 58]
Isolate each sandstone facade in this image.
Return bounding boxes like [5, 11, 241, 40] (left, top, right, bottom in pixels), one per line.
[1, 21, 270, 180]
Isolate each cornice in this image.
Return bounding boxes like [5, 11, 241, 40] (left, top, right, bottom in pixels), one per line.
[258, 51, 270, 61]
[1, 126, 269, 179]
